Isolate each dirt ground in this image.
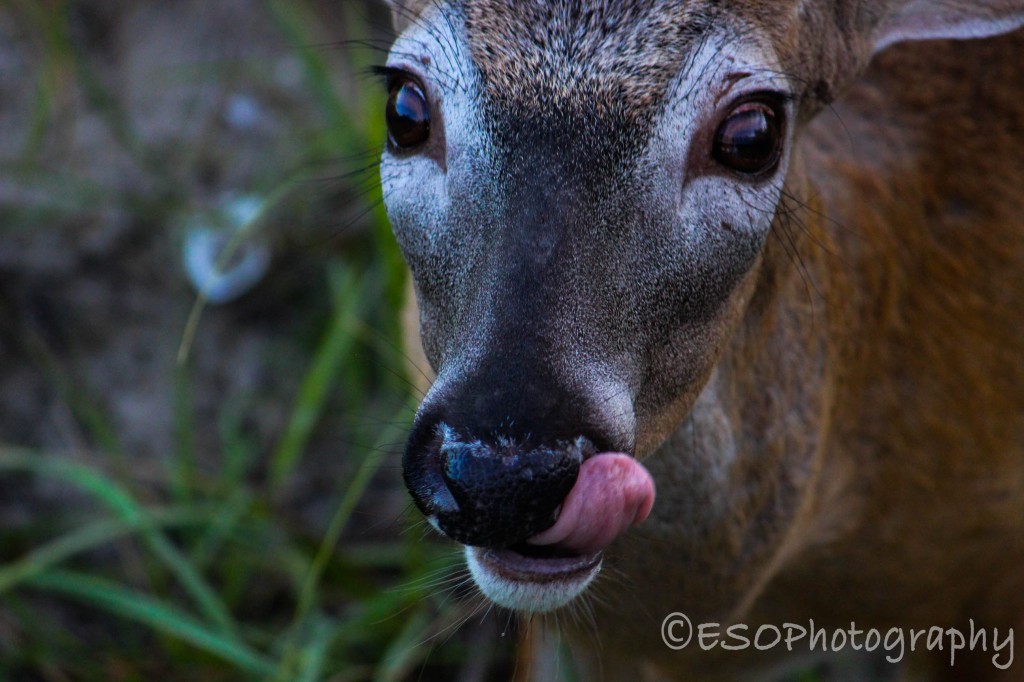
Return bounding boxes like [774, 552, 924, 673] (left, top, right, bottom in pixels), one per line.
[0, 0, 411, 513]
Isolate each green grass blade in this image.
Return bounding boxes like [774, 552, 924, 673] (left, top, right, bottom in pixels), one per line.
[189, 489, 253, 570]
[272, 411, 408, 680]
[372, 608, 434, 682]
[0, 506, 211, 596]
[269, 264, 364, 489]
[300, 415, 409, 615]
[293, 615, 337, 682]
[0, 446, 237, 636]
[26, 569, 274, 676]
[172, 364, 199, 502]
[263, 0, 360, 153]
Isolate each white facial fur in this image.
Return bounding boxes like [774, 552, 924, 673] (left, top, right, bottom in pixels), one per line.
[465, 546, 601, 612]
[653, 30, 793, 249]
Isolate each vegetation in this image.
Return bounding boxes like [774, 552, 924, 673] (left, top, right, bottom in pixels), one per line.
[0, 1, 513, 679]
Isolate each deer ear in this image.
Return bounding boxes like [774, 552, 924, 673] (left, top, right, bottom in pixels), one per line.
[384, 0, 427, 34]
[874, 0, 1024, 52]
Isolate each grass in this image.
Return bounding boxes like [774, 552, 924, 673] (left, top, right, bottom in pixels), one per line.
[0, 1, 508, 680]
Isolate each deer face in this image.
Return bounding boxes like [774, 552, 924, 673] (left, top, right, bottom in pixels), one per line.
[382, 2, 798, 612]
[380, 0, 1024, 614]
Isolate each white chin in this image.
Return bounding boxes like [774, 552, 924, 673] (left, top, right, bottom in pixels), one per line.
[465, 545, 603, 613]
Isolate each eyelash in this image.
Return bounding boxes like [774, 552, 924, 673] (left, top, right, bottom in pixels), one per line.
[369, 65, 411, 89]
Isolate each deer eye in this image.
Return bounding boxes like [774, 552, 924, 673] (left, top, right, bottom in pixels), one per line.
[712, 101, 783, 175]
[386, 78, 430, 149]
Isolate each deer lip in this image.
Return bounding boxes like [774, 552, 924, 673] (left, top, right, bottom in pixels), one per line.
[475, 545, 603, 583]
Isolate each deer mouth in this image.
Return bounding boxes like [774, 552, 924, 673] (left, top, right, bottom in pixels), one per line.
[466, 545, 604, 613]
[466, 452, 655, 612]
[475, 544, 604, 581]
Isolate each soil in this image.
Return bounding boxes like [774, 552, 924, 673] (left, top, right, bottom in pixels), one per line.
[0, 0, 410, 512]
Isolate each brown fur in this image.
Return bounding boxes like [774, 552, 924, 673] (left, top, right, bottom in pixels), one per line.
[388, 2, 1024, 679]
[544, 29, 1024, 682]
[463, 0, 706, 117]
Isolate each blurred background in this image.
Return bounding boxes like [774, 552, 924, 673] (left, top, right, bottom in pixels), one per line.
[0, 1, 516, 679]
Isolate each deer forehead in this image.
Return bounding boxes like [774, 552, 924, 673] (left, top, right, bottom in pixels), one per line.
[463, 0, 712, 116]
[391, 2, 789, 162]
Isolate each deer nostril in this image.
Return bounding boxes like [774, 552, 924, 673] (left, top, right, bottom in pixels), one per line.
[405, 427, 587, 548]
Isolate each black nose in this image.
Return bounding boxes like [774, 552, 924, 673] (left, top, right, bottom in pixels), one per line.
[403, 416, 591, 547]
[401, 348, 630, 548]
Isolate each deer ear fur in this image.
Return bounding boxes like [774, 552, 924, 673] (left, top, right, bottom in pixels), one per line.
[384, 0, 429, 35]
[873, 0, 1024, 52]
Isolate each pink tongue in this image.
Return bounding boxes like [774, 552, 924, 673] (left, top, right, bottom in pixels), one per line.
[527, 453, 655, 554]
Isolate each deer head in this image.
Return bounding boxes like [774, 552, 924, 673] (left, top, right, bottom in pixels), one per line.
[379, 0, 1024, 615]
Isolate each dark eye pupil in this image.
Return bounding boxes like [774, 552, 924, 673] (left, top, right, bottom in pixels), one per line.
[713, 103, 782, 175]
[386, 81, 430, 149]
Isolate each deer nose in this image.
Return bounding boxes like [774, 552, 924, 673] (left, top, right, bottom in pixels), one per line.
[402, 356, 632, 547]
[439, 433, 586, 547]
[403, 416, 590, 548]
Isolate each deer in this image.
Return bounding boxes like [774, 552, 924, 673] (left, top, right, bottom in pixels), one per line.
[376, 0, 1024, 679]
